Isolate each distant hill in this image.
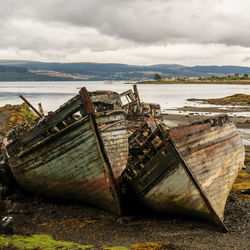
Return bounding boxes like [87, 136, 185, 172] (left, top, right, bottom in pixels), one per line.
[0, 65, 27, 73]
[1, 60, 250, 81]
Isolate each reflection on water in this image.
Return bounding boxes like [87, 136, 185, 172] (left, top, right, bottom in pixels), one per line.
[164, 109, 250, 117]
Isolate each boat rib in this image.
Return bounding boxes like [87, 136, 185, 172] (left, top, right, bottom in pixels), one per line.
[122, 116, 245, 231]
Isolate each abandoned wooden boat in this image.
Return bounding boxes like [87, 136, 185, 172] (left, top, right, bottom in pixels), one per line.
[122, 116, 245, 231]
[120, 85, 163, 131]
[2, 87, 128, 215]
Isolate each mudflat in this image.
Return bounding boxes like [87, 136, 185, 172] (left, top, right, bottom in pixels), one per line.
[0, 101, 249, 249]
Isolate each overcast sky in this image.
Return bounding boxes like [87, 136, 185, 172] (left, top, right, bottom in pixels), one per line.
[1, 0, 250, 66]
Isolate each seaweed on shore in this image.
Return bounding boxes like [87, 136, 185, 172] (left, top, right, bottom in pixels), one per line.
[0, 103, 38, 140]
[187, 93, 250, 105]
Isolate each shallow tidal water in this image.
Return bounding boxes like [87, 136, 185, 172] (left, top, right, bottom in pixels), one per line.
[0, 81, 249, 114]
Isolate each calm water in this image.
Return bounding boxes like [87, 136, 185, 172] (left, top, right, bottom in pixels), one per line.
[0, 81, 249, 114]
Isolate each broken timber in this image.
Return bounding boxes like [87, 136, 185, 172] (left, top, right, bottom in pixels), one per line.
[119, 85, 163, 131]
[122, 116, 245, 231]
[2, 87, 128, 215]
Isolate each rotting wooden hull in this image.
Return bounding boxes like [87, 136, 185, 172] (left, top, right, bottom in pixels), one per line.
[3, 88, 128, 215]
[122, 116, 245, 231]
[169, 117, 245, 221]
[97, 113, 128, 183]
[90, 91, 128, 183]
[119, 85, 163, 132]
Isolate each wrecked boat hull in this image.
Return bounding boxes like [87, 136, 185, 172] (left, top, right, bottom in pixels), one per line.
[123, 116, 245, 231]
[169, 118, 245, 221]
[3, 88, 128, 215]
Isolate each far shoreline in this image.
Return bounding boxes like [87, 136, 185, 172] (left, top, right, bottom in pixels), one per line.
[135, 80, 250, 85]
[1, 79, 250, 85]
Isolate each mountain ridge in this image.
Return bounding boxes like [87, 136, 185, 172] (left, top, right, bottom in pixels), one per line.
[1, 60, 250, 81]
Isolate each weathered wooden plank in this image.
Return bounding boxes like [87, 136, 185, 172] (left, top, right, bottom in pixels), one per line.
[9, 113, 121, 214]
[16, 95, 82, 147]
[180, 135, 244, 217]
[143, 163, 211, 220]
[178, 130, 239, 157]
[3, 88, 129, 215]
[169, 118, 244, 226]
[170, 123, 211, 141]
[123, 116, 244, 231]
[17, 117, 89, 158]
[95, 106, 128, 183]
[131, 147, 176, 194]
[172, 123, 236, 150]
[171, 122, 232, 144]
[10, 118, 92, 168]
[90, 91, 123, 107]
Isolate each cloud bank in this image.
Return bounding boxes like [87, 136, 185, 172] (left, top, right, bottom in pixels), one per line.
[1, 0, 250, 65]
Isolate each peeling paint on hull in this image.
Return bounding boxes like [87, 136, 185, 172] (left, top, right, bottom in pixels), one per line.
[3, 88, 128, 215]
[123, 116, 245, 231]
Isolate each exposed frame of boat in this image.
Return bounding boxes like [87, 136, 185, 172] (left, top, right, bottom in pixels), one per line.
[2, 87, 128, 215]
[119, 85, 163, 131]
[122, 116, 245, 232]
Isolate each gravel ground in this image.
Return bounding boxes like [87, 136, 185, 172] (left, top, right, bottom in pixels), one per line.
[0, 103, 249, 249]
[0, 186, 249, 249]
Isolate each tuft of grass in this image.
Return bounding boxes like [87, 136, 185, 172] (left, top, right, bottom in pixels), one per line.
[21, 103, 38, 122]
[103, 247, 129, 250]
[0, 234, 93, 250]
[232, 171, 250, 191]
[245, 148, 250, 167]
[232, 170, 250, 200]
[0, 103, 39, 137]
[131, 242, 185, 250]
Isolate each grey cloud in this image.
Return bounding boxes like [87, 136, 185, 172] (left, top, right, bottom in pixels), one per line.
[1, 0, 250, 47]
[242, 56, 250, 62]
[0, 17, 133, 59]
[26, 0, 250, 47]
[1, 0, 250, 65]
